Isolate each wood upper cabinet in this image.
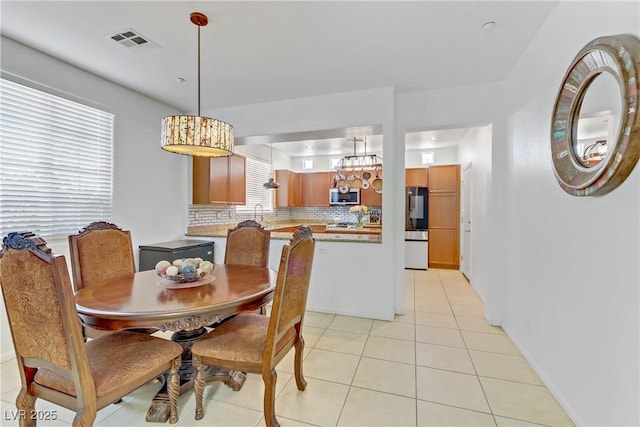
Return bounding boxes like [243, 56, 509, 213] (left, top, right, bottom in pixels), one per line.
[427, 164, 460, 269]
[192, 154, 246, 205]
[300, 172, 331, 207]
[275, 170, 302, 207]
[406, 168, 428, 187]
[274, 169, 289, 207]
[360, 188, 382, 207]
[277, 171, 333, 207]
[360, 167, 382, 207]
[428, 164, 459, 192]
[227, 154, 246, 204]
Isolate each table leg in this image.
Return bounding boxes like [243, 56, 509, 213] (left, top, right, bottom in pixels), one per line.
[145, 327, 247, 423]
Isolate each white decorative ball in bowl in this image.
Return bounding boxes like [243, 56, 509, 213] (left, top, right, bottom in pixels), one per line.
[156, 258, 214, 283]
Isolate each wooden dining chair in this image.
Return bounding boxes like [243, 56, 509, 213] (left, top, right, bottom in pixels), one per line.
[0, 232, 183, 426]
[68, 221, 136, 292]
[224, 220, 271, 267]
[191, 226, 315, 427]
[69, 221, 156, 337]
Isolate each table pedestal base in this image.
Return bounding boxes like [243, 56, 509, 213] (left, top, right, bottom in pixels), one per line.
[146, 327, 246, 423]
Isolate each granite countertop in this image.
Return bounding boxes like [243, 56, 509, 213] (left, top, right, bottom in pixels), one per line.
[186, 220, 382, 244]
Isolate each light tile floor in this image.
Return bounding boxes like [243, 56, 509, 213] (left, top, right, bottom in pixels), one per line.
[0, 269, 574, 426]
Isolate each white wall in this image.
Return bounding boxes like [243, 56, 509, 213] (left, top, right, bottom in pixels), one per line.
[236, 146, 458, 173]
[405, 146, 458, 167]
[0, 37, 189, 361]
[499, 2, 639, 425]
[197, 235, 392, 319]
[289, 154, 342, 173]
[233, 144, 292, 170]
[457, 125, 492, 299]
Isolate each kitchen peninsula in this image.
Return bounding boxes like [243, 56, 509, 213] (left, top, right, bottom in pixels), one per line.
[185, 220, 391, 321]
[187, 221, 381, 243]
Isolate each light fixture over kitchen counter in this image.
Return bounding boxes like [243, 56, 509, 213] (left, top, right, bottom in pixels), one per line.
[161, 12, 234, 157]
[335, 137, 383, 194]
[335, 137, 382, 173]
[263, 143, 280, 189]
[335, 137, 382, 170]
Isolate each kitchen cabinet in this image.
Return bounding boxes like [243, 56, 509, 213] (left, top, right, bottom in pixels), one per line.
[360, 168, 383, 207]
[360, 187, 382, 207]
[406, 168, 429, 187]
[429, 193, 458, 228]
[427, 164, 460, 269]
[428, 164, 459, 193]
[427, 229, 458, 269]
[300, 172, 332, 207]
[192, 154, 246, 205]
[275, 169, 302, 207]
[277, 171, 333, 207]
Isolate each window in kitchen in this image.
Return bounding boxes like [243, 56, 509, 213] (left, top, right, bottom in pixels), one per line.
[0, 77, 114, 239]
[238, 156, 273, 213]
[421, 152, 435, 165]
[302, 159, 313, 170]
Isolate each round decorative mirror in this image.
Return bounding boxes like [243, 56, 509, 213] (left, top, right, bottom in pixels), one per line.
[572, 72, 621, 168]
[550, 34, 640, 196]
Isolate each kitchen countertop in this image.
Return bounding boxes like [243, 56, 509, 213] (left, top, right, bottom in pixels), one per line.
[186, 220, 382, 244]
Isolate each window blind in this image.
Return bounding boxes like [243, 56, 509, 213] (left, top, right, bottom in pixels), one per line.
[237, 156, 273, 212]
[0, 78, 114, 239]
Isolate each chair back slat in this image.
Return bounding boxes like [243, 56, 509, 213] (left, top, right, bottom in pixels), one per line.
[224, 220, 271, 267]
[265, 227, 314, 359]
[69, 222, 135, 291]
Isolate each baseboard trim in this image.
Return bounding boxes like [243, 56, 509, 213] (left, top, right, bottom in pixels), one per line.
[1, 350, 15, 363]
[305, 305, 393, 322]
[501, 325, 581, 426]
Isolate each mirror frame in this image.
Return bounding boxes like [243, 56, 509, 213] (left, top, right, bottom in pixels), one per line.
[550, 34, 640, 196]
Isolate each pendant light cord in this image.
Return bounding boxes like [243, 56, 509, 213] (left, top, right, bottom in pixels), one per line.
[197, 23, 201, 116]
[270, 143, 274, 178]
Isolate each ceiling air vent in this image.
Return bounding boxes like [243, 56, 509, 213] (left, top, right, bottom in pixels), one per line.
[107, 29, 159, 53]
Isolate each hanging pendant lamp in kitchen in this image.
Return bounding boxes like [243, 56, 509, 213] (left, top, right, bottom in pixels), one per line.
[263, 143, 280, 189]
[160, 12, 234, 157]
[335, 137, 382, 178]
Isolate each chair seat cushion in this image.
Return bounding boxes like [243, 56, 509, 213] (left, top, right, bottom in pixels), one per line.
[192, 313, 295, 367]
[34, 331, 182, 397]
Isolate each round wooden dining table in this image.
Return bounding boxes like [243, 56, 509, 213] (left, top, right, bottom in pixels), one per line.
[75, 264, 277, 423]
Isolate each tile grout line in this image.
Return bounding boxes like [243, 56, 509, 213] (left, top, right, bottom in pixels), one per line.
[412, 270, 419, 426]
[332, 312, 373, 427]
[439, 269, 498, 426]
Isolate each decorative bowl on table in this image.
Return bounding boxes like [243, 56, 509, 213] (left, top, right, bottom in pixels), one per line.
[155, 258, 214, 283]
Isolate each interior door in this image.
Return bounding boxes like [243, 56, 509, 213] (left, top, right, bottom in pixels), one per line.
[461, 163, 472, 280]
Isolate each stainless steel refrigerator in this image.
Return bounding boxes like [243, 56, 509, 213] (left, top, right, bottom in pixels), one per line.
[405, 187, 429, 269]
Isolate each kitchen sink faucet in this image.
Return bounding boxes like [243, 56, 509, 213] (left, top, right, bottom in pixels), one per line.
[254, 203, 264, 223]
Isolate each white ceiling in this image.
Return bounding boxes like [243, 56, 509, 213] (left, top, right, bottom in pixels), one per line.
[251, 128, 471, 158]
[0, 1, 557, 155]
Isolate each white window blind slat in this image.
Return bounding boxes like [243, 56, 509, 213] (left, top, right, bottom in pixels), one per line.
[237, 156, 273, 212]
[0, 78, 114, 239]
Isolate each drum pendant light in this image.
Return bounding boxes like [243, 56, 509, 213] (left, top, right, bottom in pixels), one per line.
[161, 12, 234, 157]
[263, 143, 280, 189]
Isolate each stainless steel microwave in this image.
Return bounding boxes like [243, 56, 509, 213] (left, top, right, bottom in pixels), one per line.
[329, 188, 360, 205]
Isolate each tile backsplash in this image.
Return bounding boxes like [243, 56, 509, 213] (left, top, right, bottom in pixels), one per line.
[188, 205, 382, 227]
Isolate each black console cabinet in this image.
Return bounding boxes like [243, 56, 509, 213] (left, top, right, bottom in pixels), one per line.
[139, 240, 214, 271]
